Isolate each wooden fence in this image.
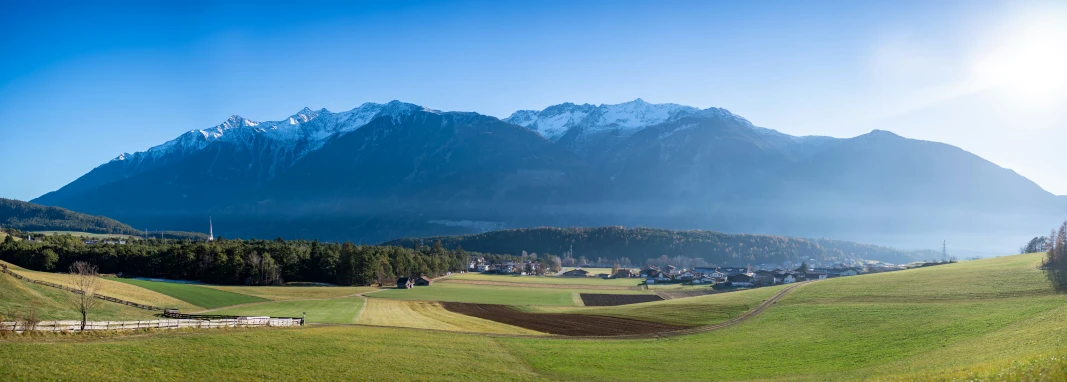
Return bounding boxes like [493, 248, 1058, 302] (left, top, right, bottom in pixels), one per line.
[0, 317, 302, 333]
[0, 267, 168, 311]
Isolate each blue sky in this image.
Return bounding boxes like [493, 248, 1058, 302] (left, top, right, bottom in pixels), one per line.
[2, 0, 1065, 200]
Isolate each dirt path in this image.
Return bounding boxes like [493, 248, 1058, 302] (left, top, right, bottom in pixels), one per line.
[313, 281, 814, 340]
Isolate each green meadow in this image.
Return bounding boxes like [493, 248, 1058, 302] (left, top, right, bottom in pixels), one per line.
[209, 297, 364, 324]
[110, 279, 266, 310]
[1, 253, 1064, 381]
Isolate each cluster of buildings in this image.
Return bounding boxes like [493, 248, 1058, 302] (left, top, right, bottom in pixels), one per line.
[638, 265, 868, 287]
[467, 259, 546, 276]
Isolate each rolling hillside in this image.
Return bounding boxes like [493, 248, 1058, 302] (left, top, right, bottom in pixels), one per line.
[1, 252, 1063, 381]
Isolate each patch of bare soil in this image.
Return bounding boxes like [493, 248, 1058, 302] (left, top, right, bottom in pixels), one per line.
[579, 293, 664, 306]
[441, 302, 686, 336]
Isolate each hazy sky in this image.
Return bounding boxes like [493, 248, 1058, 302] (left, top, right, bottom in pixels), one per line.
[2, 0, 1065, 200]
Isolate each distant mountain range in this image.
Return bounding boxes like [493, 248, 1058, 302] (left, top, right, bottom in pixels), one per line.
[31, 99, 1067, 254]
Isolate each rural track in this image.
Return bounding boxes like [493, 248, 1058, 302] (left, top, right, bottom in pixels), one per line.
[311, 280, 815, 341]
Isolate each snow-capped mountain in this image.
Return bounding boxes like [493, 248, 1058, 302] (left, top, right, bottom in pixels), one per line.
[31, 99, 1067, 252]
[114, 101, 433, 168]
[505, 98, 753, 141]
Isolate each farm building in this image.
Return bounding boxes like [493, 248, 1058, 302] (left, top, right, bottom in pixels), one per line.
[396, 277, 414, 289]
[412, 275, 433, 286]
[561, 269, 590, 277]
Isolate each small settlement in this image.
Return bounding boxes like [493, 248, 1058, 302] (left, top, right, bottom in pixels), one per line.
[638, 265, 868, 288]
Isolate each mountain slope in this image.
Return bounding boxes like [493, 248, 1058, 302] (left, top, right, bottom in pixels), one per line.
[0, 198, 138, 234]
[29, 99, 1067, 251]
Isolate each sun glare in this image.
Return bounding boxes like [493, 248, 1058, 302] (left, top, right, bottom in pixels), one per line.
[971, 12, 1067, 106]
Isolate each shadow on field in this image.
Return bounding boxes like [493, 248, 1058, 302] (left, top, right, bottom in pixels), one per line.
[1046, 267, 1067, 293]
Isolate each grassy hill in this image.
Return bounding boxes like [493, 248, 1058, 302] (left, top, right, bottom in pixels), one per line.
[1, 198, 139, 235]
[0, 253, 1063, 381]
[0, 198, 207, 240]
[385, 226, 939, 265]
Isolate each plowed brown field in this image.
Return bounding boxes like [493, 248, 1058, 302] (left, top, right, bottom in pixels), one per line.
[579, 293, 664, 306]
[441, 302, 687, 336]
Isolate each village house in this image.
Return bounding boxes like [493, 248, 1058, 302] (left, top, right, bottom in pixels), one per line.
[396, 277, 414, 289]
[727, 273, 755, 287]
[612, 268, 637, 278]
[693, 267, 717, 275]
[412, 275, 433, 286]
[561, 269, 589, 277]
[720, 267, 748, 276]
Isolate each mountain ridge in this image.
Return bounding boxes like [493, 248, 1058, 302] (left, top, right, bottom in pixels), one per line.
[30, 99, 1067, 253]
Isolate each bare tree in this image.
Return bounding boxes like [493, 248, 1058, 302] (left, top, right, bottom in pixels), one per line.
[69, 261, 101, 330]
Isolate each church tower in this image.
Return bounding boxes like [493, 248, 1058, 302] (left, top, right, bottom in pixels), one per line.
[208, 217, 214, 241]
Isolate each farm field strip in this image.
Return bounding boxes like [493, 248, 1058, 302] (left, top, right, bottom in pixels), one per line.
[111, 278, 266, 310]
[441, 302, 687, 336]
[201, 285, 376, 301]
[369, 282, 652, 306]
[209, 296, 365, 324]
[446, 272, 643, 286]
[579, 293, 664, 306]
[439, 278, 644, 290]
[357, 298, 544, 335]
[3, 265, 198, 311]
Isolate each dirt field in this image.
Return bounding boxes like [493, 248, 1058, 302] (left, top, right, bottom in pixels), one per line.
[441, 302, 687, 336]
[358, 298, 544, 335]
[579, 293, 664, 306]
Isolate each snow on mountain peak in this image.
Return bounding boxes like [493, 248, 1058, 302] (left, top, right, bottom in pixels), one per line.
[118, 101, 440, 165]
[506, 99, 749, 141]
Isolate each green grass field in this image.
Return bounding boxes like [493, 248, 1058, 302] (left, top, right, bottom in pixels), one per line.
[5, 263, 199, 311]
[110, 279, 266, 310]
[1, 253, 1064, 381]
[0, 273, 159, 321]
[210, 297, 364, 324]
[201, 285, 375, 301]
[447, 272, 643, 287]
[531, 285, 785, 326]
[369, 282, 651, 306]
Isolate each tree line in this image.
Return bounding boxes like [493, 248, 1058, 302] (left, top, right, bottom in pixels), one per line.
[1044, 221, 1067, 292]
[0, 234, 518, 286]
[387, 226, 939, 266]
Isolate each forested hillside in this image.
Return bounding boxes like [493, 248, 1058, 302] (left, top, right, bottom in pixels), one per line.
[0, 198, 138, 234]
[386, 227, 938, 265]
[0, 234, 504, 286]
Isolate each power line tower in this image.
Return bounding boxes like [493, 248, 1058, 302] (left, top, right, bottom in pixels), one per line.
[942, 240, 948, 262]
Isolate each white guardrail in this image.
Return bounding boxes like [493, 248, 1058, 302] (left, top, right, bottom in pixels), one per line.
[0, 317, 300, 333]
